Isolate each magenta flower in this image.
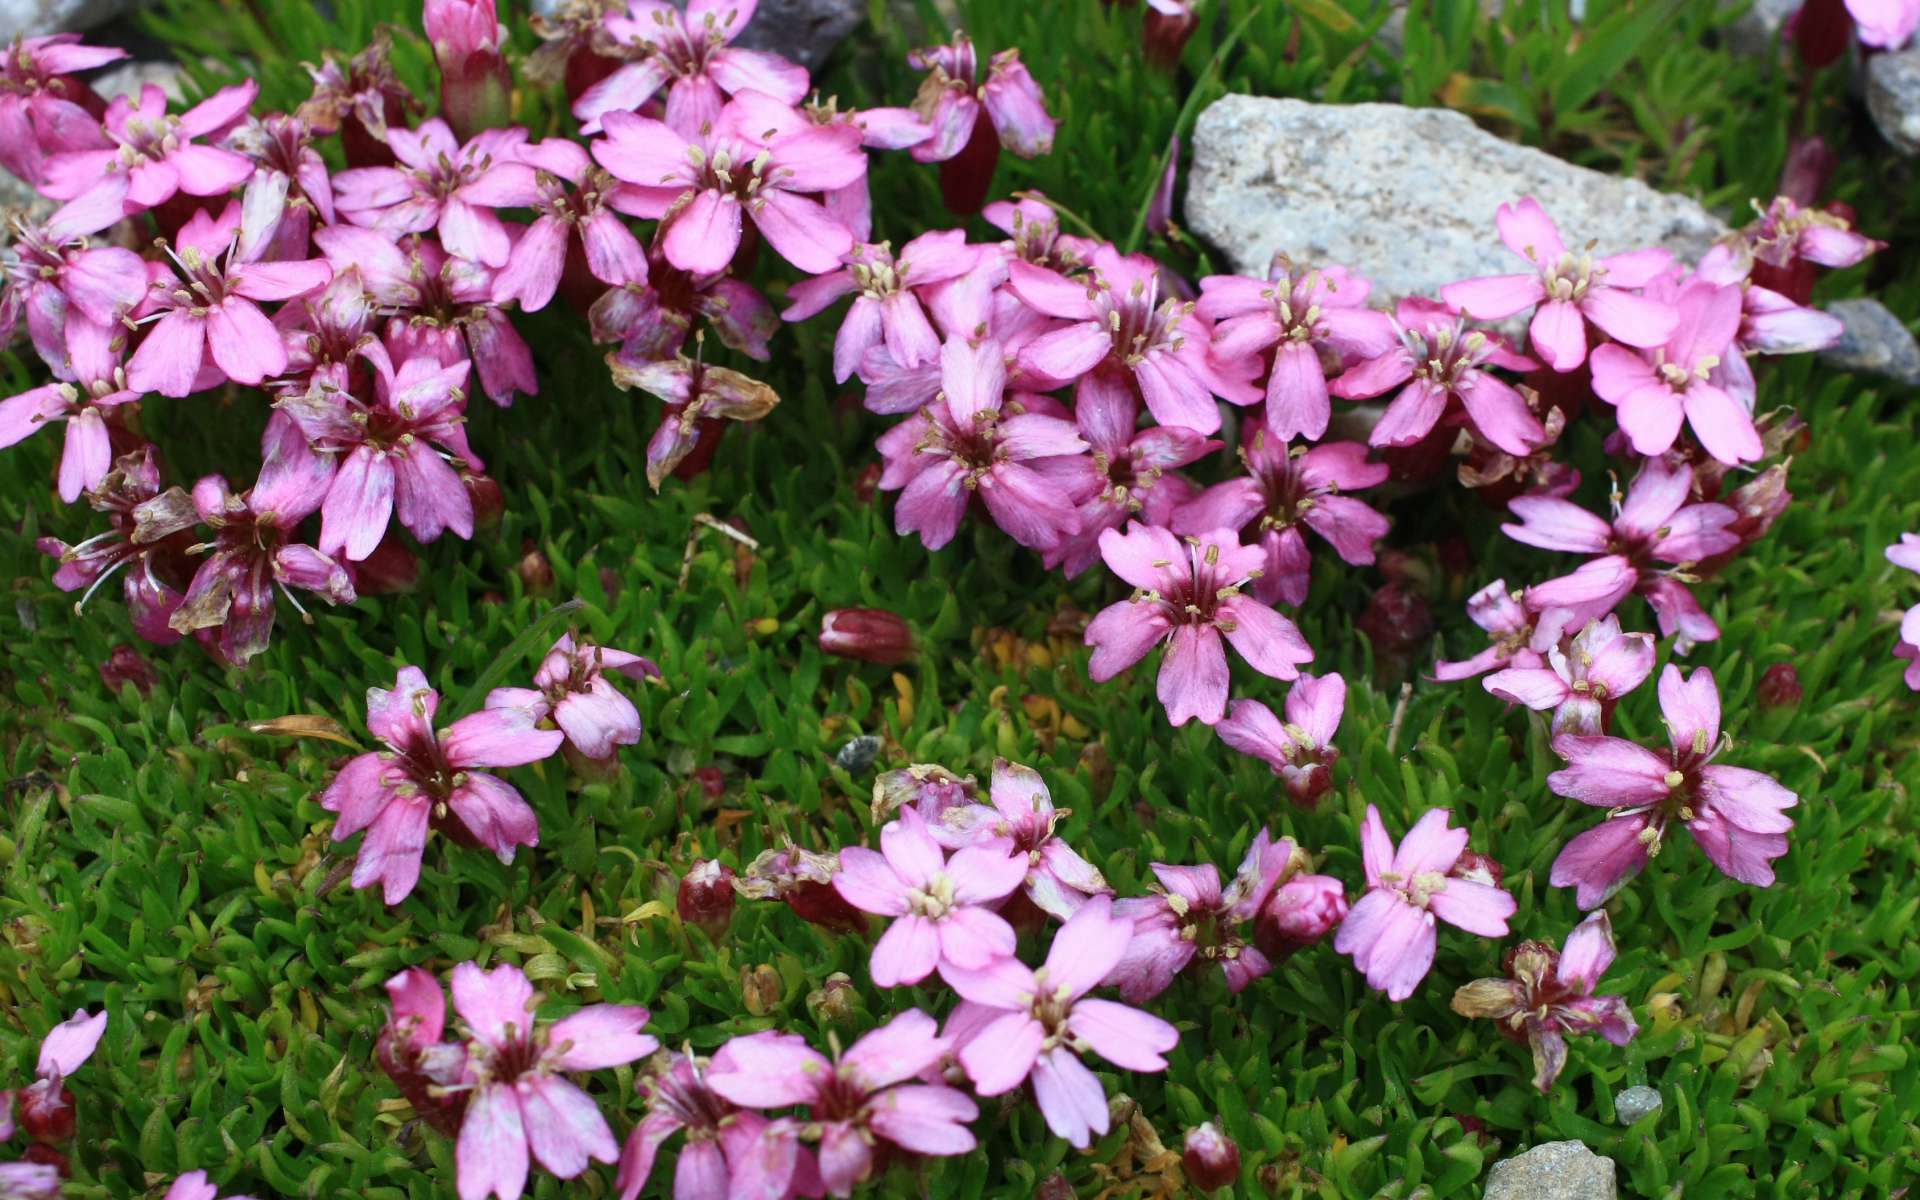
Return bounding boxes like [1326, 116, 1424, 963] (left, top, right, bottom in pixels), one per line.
[616, 1051, 773, 1200]
[321, 666, 564, 904]
[834, 807, 1026, 986]
[1450, 911, 1638, 1092]
[875, 335, 1086, 552]
[1433, 578, 1567, 681]
[607, 352, 781, 490]
[377, 968, 471, 1136]
[923, 759, 1110, 920]
[1507, 456, 1738, 644]
[1254, 873, 1348, 959]
[1214, 672, 1345, 808]
[1086, 522, 1313, 727]
[591, 243, 779, 364]
[592, 95, 866, 275]
[1198, 258, 1397, 441]
[1332, 297, 1544, 456]
[1, 192, 148, 365]
[226, 114, 338, 263]
[160, 1174, 258, 1200]
[0, 314, 142, 502]
[1441, 197, 1677, 372]
[444, 962, 657, 1200]
[782, 230, 976, 382]
[1590, 279, 1760, 464]
[1011, 246, 1255, 434]
[1103, 829, 1305, 1001]
[0, 34, 125, 187]
[705, 1010, 978, 1198]
[1548, 664, 1798, 908]
[1485, 615, 1656, 736]
[492, 140, 647, 313]
[333, 121, 540, 268]
[1173, 424, 1389, 607]
[907, 32, 1055, 162]
[1889, 534, 1920, 689]
[944, 896, 1178, 1149]
[42, 81, 257, 213]
[573, 0, 810, 135]
[1334, 806, 1516, 1001]
[485, 633, 661, 761]
[36, 447, 191, 642]
[128, 204, 333, 397]
[983, 194, 1098, 272]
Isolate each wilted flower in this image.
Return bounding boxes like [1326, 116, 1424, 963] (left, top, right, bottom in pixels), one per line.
[1451, 911, 1638, 1091]
[36, 448, 191, 642]
[1214, 672, 1345, 807]
[736, 841, 868, 930]
[298, 31, 419, 165]
[608, 350, 781, 490]
[376, 967, 471, 1136]
[16, 1008, 106, 1143]
[922, 759, 1110, 920]
[1484, 615, 1656, 736]
[908, 32, 1054, 212]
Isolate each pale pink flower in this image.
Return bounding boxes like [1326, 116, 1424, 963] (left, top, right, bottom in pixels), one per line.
[14, 1007, 106, 1141]
[606, 351, 781, 490]
[0, 1165, 60, 1200]
[0, 34, 125, 187]
[1590, 279, 1760, 464]
[1197, 257, 1397, 441]
[377, 967, 471, 1136]
[1888, 534, 1920, 689]
[705, 1011, 977, 1198]
[1334, 806, 1516, 1001]
[874, 336, 1087, 552]
[320, 666, 564, 904]
[591, 94, 866, 275]
[1433, 578, 1573, 681]
[1441, 197, 1677, 372]
[781, 230, 976, 382]
[832, 807, 1026, 986]
[1, 190, 148, 364]
[446, 962, 657, 1200]
[1548, 665, 1798, 907]
[922, 759, 1110, 920]
[0, 314, 141, 502]
[1332, 297, 1544, 456]
[907, 32, 1055, 162]
[485, 633, 661, 761]
[1173, 422, 1389, 607]
[42, 81, 257, 213]
[1747, 195, 1886, 272]
[333, 121, 541, 268]
[160, 1173, 259, 1200]
[1086, 522, 1313, 727]
[1508, 456, 1738, 644]
[982, 194, 1098, 272]
[1484, 615, 1656, 736]
[1849, 0, 1920, 44]
[573, 0, 810, 135]
[944, 896, 1178, 1149]
[1214, 672, 1345, 808]
[36, 447, 190, 642]
[1450, 911, 1638, 1092]
[1103, 829, 1305, 1001]
[492, 139, 647, 312]
[616, 1051, 776, 1200]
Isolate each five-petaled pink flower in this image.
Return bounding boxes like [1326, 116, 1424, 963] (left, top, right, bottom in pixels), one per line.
[491, 139, 648, 313]
[1332, 297, 1544, 456]
[1214, 672, 1345, 808]
[944, 896, 1179, 1149]
[573, 0, 810, 135]
[923, 758, 1111, 921]
[834, 806, 1027, 987]
[43, 81, 257, 213]
[486, 633, 661, 762]
[1889, 533, 1920, 690]
[1450, 910, 1638, 1092]
[445, 962, 657, 1200]
[907, 32, 1055, 162]
[334, 121, 541, 268]
[0, 34, 126, 188]
[616, 1050, 771, 1200]
[782, 230, 976, 383]
[1590, 279, 1760, 464]
[1548, 664, 1797, 908]
[1086, 521, 1314, 727]
[1441, 197, 1677, 373]
[1485, 615, 1656, 737]
[1432, 578, 1568, 681]
[321, 665, 565, 904]
[1334, 806, 1516, 1001]
[0, 314, 142, 502]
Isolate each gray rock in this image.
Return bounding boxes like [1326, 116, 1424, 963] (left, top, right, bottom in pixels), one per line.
[1819, 298, 1920, 386]
[1183, 95, 1729, 300]
[834, 735, 883, 773]
[1613, 1085, 1663, 1124]
[531, 0, 863, 70]
[1484, 1140, 1617, 1200]
[87, 59, 184, 106]
[1724, 0, 1799, 58]
[0, 0, 145, 40]
[1867, 48, 1920, 155]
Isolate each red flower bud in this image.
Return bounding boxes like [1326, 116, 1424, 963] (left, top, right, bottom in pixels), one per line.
[18, 1082, 76, 1143]
[819, 608, 915, 666]
[1758, 663, 1803, 710]
[1143, 3, 1199, 71]
[1450, 849, 1504, 888]
[465, 472, 505, 530]
[99, 644, 158, 696]
[677, 860, 737, 939]
[1182, 1122, 1241, 1190]
[1254, 874, 1347, 959]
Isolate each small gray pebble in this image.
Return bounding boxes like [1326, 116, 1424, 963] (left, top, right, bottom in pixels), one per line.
[1614, 1085, 1663, 1124]
[834, 735, 883, 772]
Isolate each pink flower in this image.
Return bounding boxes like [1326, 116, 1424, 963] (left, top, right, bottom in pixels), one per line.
[1254, 873, 1348, 958]
[42, 81, 257, 213]
[1849, 0, 1920, 44]
[426, 0, 514, 139]
[1432, 579, 1566, 681]
[573, 0, 810, 135]
[1332, 298, 1544, 456]
[0, 314, 142, 502]
[1484, 615, 1656, 736]
[492, 139, 647, 313]
[0, 191, 148, 364]
[0, 1165, 60, 1200]
[1589, 280, 1760, 464]
[875, 336, 1087, 552]
[485, 633, 661, 761]
[1507, 456, 1738, 644]
[36, 447, 191, 642]
[922, 759, 1111, 920]
[1747, 195, 1887, 272]
[320, 666, 564, 904]
[591, 244, 778, 364]
[1888, 534, 1920, 689]
[0, 35, 124, 188]
[14, 1007, 106, 1142]
[907, 32, 1055, 162]
[943, 896, 1178, 1149]
[128, 203, 333, 397]
[616, 1051, 772, 1200]
[1450, 911, 1638, 1092]
[1441, 197, 1677, 372]
[333, 121, 541, 268]
[1173, 423, 1389, 607]
[444, 962, 657, 1200]
[225, 114, 337, 263]
[377, 968, 471, 1136]
[591, 94, 866, 275]
[1011, 246, 1255, 434]
[1198, 258, 1398, 441]
[1548, 665, 1798, 907]
[1103, 829, 1305, 1001]
[1334, 806, 1516, 1001]
[161, 1173, 259, 1200]
[607, 352, 781, 490]
[705, 1010, 978, 1198]
[1214, 672, 1345, 808]
[833, 807, 1026, 986]
[1086, 522, 1313, 727]
[983, 194, 1097, 272]
[782, 231, 976, 383]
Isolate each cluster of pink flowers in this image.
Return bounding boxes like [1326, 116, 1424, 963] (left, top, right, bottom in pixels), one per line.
[0, 1008, 106, 1194]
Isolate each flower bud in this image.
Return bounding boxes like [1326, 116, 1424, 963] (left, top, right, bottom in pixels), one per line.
[819, 608, 915, 666]
[465, 472, 505, 530]
[1450, 849, 1504, 888]
[1355, 581, 1433, 675]
[345, 533, 421, 596]
[17, 1083, 75, 1143]
[741, 963, 782, 1016]
[1035, 1173, 1076, 1200]
[425, 0, 514, 139]
[517, 545, 555, 593]
[98, 644, 158, 696]
[1142, 2, 1199, 71]
[677, 860, 737, 939]
[1254, 874, 1347, 959]
[692, 766, 726, 799]
[871, 764, 975, 824]
[1758, 663, 1802, 710]
[1779, 136, 1834, 206]
[805, 972, 859, 1026]
[1182, 1122, 1240, 1191]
